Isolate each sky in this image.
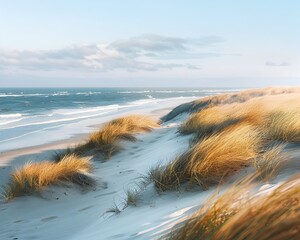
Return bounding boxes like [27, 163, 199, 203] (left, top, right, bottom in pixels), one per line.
[0, 0, 299, 87]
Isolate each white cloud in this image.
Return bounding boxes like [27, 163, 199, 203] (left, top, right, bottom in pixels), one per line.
[265, 61, 290, 67]
[0, 34, 224, 72]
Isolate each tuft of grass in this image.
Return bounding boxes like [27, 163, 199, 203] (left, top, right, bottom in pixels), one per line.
[179, 106, 238, 135]
[187, 124, 262, 189]
[55, 115, 159, 160]
[253, 144, 286, 182]
[123, 177, 151, 208]
[148, 162, 184, 192]
[87, 124, 137, 159]
[169, 174, 300, 240]
[4, 154, 95, 201]
[151, 124, 263, 191]
[179, 102, 264, 137]
[88, 115, 159, 159]
[124, 189, 140, 207]
[109, 115, 160, 133]
[213, 174, 300, 240]
[168, 176, 255, 240]
[265, 110, 300, 143]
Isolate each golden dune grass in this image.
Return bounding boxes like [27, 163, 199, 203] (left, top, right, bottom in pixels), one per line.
[253, 144, 286, 182]
[56, 115, 160, 160]
[109, 115, 160, 132]
[187, 124, 262, 188]
[152, 94, 300, 192]
[4, 154, 94, 200]
[181, 94, 300, 144]
[169, 174, 300, 240]
[150, 124, 262, 191]
[86, 115, 159, 159]
[162, 87, 300, 122]
[87, 123, 137, 159]
[179, 106, 240, 135]
[180, 101, 265, 136]
[264, 110, 300, 143]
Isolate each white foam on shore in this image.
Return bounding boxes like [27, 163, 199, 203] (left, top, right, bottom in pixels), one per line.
[0, 96, 197, 152]
[0, 113, 23, 118]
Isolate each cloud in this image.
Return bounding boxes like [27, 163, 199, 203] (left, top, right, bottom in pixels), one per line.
[0, 35, 224, 72]
[265, 61, 290, 67]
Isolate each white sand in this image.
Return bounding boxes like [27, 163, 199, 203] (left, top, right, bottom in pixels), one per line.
[0, 99, 299, 240]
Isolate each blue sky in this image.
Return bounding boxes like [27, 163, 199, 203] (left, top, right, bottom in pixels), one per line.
[0, 0, 299, 87]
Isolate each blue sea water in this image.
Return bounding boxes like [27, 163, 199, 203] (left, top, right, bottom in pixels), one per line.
[0, 88, 241, 152]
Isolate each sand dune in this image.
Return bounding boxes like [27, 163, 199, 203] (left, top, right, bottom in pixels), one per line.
[0, 87, 300, 240]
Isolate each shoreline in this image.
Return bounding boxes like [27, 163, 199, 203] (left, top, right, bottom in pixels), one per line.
[0, 106, 174, 166]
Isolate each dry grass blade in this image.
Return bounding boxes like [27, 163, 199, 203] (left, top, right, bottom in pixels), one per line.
[106, 202, 122, 214]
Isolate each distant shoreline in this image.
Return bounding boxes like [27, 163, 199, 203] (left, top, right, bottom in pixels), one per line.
[0, 105, 174, 166]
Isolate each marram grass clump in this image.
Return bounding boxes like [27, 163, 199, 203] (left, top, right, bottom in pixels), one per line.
[87, 115, 160, 159]
[4, 154, 95, 201]
[150, 123, 263, 191]
[55, 115, 160, 160]
[168, 174, 300, 240]
[264, 110, 300, 143]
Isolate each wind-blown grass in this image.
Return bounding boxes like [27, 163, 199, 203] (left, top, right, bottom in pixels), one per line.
[88, 115, 159, 159]
[168, 174, 300, 240]
[179, 102, 264, 137]
[253, 144, 286, 182]
[152, 94, 300, 192]
[4, 154, 95, 201]
[150, 124, 263, 191]
[56, 115, 160, 160]
[179, 107, 241, 135]
[162, 87, 300, 122]
[264, 110, 300, 143]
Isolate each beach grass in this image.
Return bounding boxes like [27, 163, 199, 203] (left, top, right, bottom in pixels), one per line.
[124, 188, 140, 207]
[56, 115, 160, 160]
[253, 143, 286, 182]
[179, 101, 264, 137]
[168, 174, 300, 240]
[4, 154, 95, 201]
[152, 94, 300, 192]
[162, 87, 300, 122]
[151, 123, 262, 191]
[264, 110, 300, 143]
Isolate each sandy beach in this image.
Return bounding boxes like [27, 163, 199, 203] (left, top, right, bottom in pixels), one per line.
[0, 101, 195, 240]
[1, 88, 300, 240]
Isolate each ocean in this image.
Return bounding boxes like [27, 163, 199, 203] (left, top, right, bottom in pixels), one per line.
[0, 88, 241, 152]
